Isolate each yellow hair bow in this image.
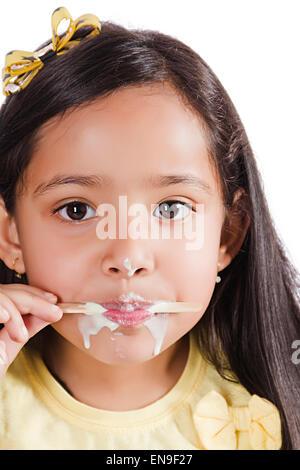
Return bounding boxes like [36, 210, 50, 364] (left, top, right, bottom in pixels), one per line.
[2, 6, 101, 96]
[193, 390, 282, 450]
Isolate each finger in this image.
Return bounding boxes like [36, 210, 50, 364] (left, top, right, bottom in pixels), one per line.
[1, 284, 58, 302]
[0, 316, 51, 380]
[0, 340, 7, 367]
[0, 338, 10, 379]
[0, 294, 29, 343]
[13, 292, 63, 323]
[0, 293, 62, 343]
[0, 289, 62, 322]
[0, 305, 10, 324]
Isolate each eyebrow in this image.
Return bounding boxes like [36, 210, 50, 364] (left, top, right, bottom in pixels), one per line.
[33, 173, 213, 197]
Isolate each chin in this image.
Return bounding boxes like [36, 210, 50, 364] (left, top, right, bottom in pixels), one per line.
[80, 325, 166, 364]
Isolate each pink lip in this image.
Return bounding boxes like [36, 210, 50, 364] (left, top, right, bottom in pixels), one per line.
[101, 300, 154, 309]
[104, 308, 152, 327]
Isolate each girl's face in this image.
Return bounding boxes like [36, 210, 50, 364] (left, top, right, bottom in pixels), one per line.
[13, 82, 229, 364]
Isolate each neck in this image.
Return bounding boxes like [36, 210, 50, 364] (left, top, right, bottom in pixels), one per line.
[42, 328, 189, 411]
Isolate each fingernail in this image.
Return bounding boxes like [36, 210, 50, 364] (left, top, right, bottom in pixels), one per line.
[0, 341, 7, 365]
[0, 308, 10, 321]
[21, 325, 28, 341]
[51, 305, 63, 315]
[44, 293, 57, 302]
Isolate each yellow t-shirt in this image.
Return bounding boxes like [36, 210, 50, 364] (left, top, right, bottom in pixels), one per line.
[0, 329, 282, 450]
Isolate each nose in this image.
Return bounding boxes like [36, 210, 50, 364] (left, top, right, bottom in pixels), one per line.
[103, 255, 154, 279]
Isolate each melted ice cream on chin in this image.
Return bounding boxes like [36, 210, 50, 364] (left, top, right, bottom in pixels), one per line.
[143, 314, 169, 356]
[77, 302, 169, 357]
[77, 313, 119, 349]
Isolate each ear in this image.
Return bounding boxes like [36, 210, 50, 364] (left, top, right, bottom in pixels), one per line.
[0, 196, 25, 274]
[217, 188, 251, 270]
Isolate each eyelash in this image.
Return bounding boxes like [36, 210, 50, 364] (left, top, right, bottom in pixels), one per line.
[52, 200, 196, 225]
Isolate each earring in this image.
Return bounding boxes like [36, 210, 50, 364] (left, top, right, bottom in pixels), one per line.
[216, 262, 221, 283]
[12, 257, 23, 279]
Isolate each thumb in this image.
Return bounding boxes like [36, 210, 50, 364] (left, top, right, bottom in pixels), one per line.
[0, 315, 51, 380]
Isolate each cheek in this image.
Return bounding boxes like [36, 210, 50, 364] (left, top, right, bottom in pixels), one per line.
[16, 209, 55, 279]
[159, 210, 223, 304]
[16, 206, 79, 293]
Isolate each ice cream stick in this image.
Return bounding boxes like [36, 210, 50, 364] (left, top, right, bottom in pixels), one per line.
[147, 302, 202, 313]
[57, 302, 91, 314]
[57, 301, 202, 316]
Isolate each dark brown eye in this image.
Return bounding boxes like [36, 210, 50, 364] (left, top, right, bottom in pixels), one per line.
[54, 201, 96, 222]
[154, 200, 192, 220]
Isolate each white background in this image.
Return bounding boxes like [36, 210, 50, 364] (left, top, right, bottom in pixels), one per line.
[0, 0, 299, 271]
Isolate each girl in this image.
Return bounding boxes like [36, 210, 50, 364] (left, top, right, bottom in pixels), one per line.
[0, 7, 299, 450]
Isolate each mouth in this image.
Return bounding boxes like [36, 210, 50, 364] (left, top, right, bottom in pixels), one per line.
[103, 309, 153, 327]
[100, 301, 158, 328]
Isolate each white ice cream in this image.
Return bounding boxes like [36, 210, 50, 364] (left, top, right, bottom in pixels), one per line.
[77, 301, 169, 357]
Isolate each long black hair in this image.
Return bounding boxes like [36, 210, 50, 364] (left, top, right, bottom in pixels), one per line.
[0, 21, 299, 448]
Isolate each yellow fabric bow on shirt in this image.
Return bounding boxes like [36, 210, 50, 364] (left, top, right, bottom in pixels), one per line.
[2, 6, 101, 96]
[193, 390, 282, 450]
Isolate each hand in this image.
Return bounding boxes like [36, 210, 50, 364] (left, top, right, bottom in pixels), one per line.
[0, 283, 63, 380]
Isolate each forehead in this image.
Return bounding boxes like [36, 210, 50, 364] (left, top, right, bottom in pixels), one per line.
[25, 82, 220, 193]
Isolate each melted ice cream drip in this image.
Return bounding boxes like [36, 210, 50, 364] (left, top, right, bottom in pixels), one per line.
[119, 292, 150, 302]
[144, 313, 169, 356]
[78, 312, 119, 349]
[77, 301, 169, 356]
